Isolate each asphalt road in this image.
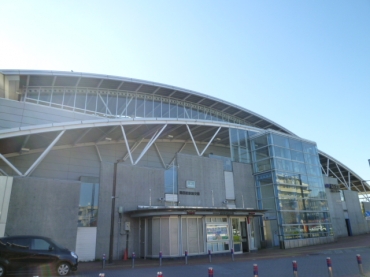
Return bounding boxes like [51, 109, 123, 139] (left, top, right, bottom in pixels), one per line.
[12, 234, 370, 277]
[73, 247, 370, 277]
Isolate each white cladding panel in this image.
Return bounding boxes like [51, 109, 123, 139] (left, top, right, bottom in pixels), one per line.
[224, 171, 235, 200]
[165, 194, 178, 202]
[75, 227, 97, 261]
[0, 176, 13, 237]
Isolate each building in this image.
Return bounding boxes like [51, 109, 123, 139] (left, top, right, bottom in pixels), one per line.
[0, 70, 369, 261]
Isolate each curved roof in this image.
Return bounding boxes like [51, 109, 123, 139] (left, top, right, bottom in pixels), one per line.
[0, 69, 369, 196]
[0, 69, 294, 135]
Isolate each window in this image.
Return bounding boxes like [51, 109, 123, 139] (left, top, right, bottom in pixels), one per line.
[230, 128, 251, 164]
[272, 134, 289, 148]
[206, 223, 230, 252]
[251, 135, 268, 150]
[78, 178, 99, 227]
[32, 239, 51, 250]
[165, 165, 178, 194]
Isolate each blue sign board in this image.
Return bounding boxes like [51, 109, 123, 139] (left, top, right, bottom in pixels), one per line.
[365, 211, 370, 220]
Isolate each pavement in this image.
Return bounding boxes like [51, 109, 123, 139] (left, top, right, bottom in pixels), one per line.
[78, 233, 370, 273]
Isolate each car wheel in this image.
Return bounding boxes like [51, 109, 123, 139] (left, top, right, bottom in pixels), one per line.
[57, 262, 70, 276]
[0, 264, 5, 277]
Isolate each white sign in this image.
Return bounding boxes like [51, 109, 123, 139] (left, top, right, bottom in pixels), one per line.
[125, 222, 130, 231]
[186, 180, 195, 188]
[165, 194, 178, 202]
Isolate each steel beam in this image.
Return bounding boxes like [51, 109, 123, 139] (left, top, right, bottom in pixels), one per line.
[24, 130, 65, 176]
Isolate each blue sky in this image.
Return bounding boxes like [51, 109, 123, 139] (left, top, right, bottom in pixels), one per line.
[1, 0, 370, 183]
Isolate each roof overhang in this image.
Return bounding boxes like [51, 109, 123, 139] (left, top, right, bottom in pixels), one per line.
[0, 69, 294, 134]
[125, 206, 267, 217]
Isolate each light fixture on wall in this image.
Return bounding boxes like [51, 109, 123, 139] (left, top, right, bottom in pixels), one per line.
[167, 135, 173, 139]
[105, 137, 112, 141]
[158, 197, 165, 202]
[21, 148, 30, 152]
[222, 200, 228, 204]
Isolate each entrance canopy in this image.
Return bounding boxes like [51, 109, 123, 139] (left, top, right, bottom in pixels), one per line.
[125, 206, 266, 217]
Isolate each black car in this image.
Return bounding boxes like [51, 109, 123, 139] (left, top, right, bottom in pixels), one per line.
[0, 235, 78, 276]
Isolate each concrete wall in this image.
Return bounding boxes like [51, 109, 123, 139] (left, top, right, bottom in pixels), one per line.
[5, 177, 80, 251]
[326, 187, 347, 237]
[233, 162, 256, 208]
[96, 162, 165, 260]
[344, 190, 368, 235]
[324, 175, 347, 238]
[177, 153, 225, 207]
[325, 175, 368, 237]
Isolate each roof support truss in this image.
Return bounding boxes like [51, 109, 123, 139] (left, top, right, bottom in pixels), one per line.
[0, 153, 23, 176]
[120, 124, 167, 165]
[97, 93, 113, 115]
[186, 125, 221, 156]
[121, 138, 144, 162]
[24, 131, 65, 176]
[0, 131, 65, 177]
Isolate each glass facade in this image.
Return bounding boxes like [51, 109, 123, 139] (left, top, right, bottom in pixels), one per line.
[251, 132, 331, 241]
[229, 128, 253, 163]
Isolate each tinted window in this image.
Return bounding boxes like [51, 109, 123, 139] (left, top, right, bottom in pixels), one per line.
[7, 238, 31, 249]
[32, 238, 51, 250]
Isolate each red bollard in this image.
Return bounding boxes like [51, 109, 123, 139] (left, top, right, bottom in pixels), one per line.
[157, 271, 163, 277]
[356, 254, 365, 275]
[292, 260, 298, 277]
[208, 267, 214, 277]
[253, 264, 258, 277]
[326, 257, 333, 277]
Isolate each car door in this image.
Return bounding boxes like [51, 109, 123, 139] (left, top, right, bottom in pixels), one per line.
[29, 238, 58, 268]
[3, 237, 34, 273]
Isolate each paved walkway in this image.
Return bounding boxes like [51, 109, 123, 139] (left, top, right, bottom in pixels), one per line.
[78, 233, 370, 273]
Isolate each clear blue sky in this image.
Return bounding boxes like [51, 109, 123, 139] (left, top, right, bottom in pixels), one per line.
[1, 1, 369, 183]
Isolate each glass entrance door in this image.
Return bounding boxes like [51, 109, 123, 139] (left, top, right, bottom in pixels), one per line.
[240, 220, 249, 252]
[231, 218, 242, 252]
